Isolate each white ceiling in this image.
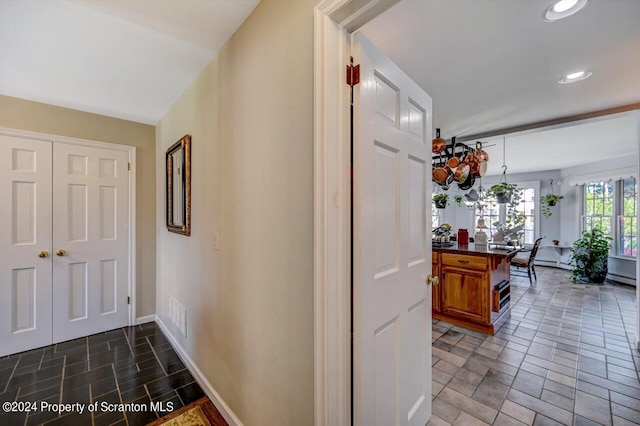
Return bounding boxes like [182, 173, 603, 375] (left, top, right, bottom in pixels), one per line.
[0, 0, 637, 173]
[361, 0, 640, 175]
[0, 0, 260, 124]
[361, 0, 640, 138]
[480, 112, 638, 176]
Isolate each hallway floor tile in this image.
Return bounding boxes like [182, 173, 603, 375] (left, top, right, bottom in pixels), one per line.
[0, 323, 204, 426]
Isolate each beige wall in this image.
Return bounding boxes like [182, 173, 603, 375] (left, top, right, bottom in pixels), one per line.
[155, 0, 316, 424]
[0, 95, 157, 318]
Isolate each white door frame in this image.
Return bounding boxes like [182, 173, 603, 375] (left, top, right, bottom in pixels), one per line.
[313, 1, 400, 424]
[314, 1, 640, 424]
[0, 127, 138, 326]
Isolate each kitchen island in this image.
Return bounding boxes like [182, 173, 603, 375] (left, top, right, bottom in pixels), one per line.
[432, 243, 518, 335]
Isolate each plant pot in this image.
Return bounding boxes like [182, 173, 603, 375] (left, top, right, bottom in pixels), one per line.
[435, 199, 447, 209]
[496, 193, 510, 204]
[548, 200, 557, 207]
[589, 257, 608, 284]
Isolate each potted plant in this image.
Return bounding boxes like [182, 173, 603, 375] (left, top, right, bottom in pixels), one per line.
[454, 195, 464, 207]
[540, 194, 564, 218]
[569, 228, 612, 283]
[433, 193, 449, 209]
[487, 182, 519, 204]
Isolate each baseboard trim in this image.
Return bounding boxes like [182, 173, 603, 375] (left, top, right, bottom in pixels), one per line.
[534, 260, 572, 270]
[533, 262, 636, 286]
[605, 273, 636, 286]
[135, 315, 156, 325]
[155, 317, 243, 426]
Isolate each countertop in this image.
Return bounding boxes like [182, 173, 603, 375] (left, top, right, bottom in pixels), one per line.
[432, 242, 520, 257]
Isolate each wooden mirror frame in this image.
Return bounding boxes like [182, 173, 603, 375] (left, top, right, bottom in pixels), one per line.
[166, 134, 191, 236]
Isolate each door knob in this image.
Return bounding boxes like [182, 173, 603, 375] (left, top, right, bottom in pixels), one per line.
[425, 274, 439, 286]
[56, 249, 66, 257]
[38, 250, 49, 258]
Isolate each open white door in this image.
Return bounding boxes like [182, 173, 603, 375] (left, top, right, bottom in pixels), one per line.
[0, 135, 53, 357]
[352, 33, 433, 426]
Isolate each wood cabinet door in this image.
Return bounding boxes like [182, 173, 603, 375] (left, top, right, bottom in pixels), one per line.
[441, 266, 488, 324]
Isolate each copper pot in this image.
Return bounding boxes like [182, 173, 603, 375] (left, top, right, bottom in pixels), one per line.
[474, 141, 489, 177]
[477, 161, 487, 177]
[433, 153, 452, 184]
[453, 163, 470, 182]
[477, 148, 489, 163]
[432, 128, 446, 153]
[432, 167, 450, 183]
[458, 171, 475, 190]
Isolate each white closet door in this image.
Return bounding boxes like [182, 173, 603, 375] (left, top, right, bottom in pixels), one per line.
[52, 143, 129, 342]
[0, 135, 53, 357]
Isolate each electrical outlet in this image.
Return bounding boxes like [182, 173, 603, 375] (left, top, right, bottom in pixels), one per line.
[214, 232, 219, 250]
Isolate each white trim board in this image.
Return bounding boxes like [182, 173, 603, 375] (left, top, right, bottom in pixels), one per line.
[0, 126, 138, 327]
[313, 1, 400, 425]
[155, 317, 243, 426]
[135, 315, 156, 325]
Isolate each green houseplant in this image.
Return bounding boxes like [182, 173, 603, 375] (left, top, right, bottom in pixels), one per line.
[454, 195, 464, 207]
[433, 193, 449, 209]
[540, 194, 564, 218]
[487, 182, 520, 204]
[569, 228, 612, 283]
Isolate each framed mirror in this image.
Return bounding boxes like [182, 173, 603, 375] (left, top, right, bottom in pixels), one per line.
[166, 134, 191, 236]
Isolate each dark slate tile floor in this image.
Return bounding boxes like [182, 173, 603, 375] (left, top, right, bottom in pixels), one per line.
[429, 266, 640, 426]
[0, 322, 205, 426]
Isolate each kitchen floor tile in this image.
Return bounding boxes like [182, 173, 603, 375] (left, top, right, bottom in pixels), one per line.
[432, 266, 639, 425]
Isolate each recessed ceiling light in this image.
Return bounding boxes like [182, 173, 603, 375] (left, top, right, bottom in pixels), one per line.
[545, 0, 589, 21]
[559, 70, 592, 84]
[553, 0, 579, 12]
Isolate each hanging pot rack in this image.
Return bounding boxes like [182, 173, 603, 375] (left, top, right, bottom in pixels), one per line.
[431, 128, 492, 190]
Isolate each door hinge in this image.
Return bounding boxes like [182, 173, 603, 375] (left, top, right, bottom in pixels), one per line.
[127, 296, 131, 305]
[128, 162, 131, 171]
[346, 57, 360, 86]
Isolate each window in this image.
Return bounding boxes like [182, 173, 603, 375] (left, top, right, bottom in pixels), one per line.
[619, 177, 637, 257]
[431, 201, 440, 229]
[476, 202, 499, 239]
[583, 178, 637, 257]
[515, 188, 536, 245]
[583, 181, 614, 236]
[476, 184, 537, 246]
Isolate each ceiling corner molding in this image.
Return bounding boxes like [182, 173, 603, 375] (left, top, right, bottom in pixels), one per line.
[457, 103, 640, 143]
[568, 166, 638, 186]
[327, 0, 400, 32]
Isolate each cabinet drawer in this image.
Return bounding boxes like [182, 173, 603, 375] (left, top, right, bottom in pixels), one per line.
[441, 253, 487, 270]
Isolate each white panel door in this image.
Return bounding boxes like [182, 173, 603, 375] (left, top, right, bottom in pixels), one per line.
[0, 135, 53, 357]
[52, 143, 129, 343]
[352, 33, 433, 426]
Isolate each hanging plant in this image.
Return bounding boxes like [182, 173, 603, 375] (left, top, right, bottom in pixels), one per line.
[540, 194, 564, 217]
[486, 156, 517, 204]
[540, 180, 563, 218]
[433, 193, 449, 209]
[454, 195, 464, 207]
[486, 181, 520, 204]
